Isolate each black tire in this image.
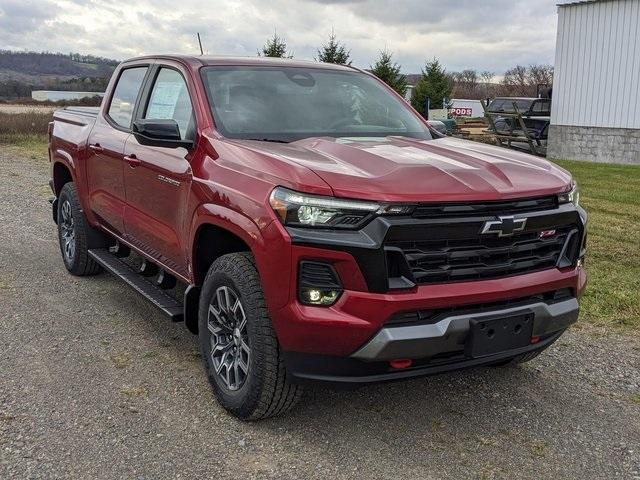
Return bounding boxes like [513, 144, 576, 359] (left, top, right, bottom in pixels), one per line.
[198, 252, 302, 420]
[57, 182, 102, 276]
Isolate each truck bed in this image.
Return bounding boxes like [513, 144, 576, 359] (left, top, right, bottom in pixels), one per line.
[51, 106, 99, 147]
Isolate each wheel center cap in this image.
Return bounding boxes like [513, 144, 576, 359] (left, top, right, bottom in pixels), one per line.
[233, 328, 241, 346]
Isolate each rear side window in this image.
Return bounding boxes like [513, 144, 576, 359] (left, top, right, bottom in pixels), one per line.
[108, 67, 148, 128]
[144, 68, 194, 140]
[532, 100, 551, 114]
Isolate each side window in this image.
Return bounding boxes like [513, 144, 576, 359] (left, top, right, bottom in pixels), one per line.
[108, 67, 148, 128]
[532, 100, 551, 114]
[144, 68, 194, 140]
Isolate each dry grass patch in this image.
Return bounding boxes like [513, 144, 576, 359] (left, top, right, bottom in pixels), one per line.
[0, 110, 52, 136]
[120, 386, 148, 398]
[110, 353, 131, 369]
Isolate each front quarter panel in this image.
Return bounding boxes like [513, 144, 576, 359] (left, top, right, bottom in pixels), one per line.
[187, 142, 299, 312]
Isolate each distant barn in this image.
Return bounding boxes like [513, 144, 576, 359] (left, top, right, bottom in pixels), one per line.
[31, 91, 105, 102]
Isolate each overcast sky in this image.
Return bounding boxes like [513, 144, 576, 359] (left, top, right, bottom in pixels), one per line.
[0, 0, 560, 74]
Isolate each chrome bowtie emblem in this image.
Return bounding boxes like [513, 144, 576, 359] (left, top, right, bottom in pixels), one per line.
[481, 216, 527, 237]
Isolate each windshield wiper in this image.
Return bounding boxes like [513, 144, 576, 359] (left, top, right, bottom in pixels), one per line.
[246, 138, 290, 143]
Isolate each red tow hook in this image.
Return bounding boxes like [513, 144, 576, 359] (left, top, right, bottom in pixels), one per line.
[389, 359, 413, 369]
[530, 336, 541, 344]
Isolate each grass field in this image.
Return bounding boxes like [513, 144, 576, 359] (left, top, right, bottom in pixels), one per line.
[0, 135, 638, 333]
[553, 159, 640, 332]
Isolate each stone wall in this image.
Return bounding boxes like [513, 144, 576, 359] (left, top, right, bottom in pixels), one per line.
[547, 125, 640, 164]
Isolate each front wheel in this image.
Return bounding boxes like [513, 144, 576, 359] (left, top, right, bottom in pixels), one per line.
[198, 252, 302, 420]
[57, 183, 102, 276]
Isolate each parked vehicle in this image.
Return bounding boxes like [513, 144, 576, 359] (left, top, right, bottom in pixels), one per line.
[49, 56, 587, 420]
[486, 97, 551, 144]
[426, 120, 448, 135]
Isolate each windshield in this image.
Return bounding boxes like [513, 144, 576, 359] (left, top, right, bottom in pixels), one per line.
[487, 98, 534, 113]
[201, 66, 432, 143]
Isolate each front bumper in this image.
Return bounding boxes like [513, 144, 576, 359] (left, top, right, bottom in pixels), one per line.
[351, 297, 578, 361]
[272, 264, 586, 358]
[284, 330, 563, 386]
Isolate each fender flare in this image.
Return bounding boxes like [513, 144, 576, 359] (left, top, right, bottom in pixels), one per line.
[185, 204, 268, 334]
[188, 203, 266, 283]
[51, 149, 77, 194]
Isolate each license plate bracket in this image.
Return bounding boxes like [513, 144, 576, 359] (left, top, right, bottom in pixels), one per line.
[465, 313, 534, 358]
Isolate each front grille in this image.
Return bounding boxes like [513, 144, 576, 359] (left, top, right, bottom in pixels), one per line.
[412, 196, 557, 219]
[386, 225, 579, 285]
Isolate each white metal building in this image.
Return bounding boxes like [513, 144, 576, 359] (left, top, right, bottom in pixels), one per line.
[548, 0, 640, 164]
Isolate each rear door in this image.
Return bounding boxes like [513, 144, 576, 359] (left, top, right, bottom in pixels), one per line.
[86, 65, 149, 234]
[122, 64, 195, 276]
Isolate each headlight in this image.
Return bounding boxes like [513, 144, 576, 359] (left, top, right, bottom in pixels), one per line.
[558, 182, 579, 207]
[269, 187, 412, 228]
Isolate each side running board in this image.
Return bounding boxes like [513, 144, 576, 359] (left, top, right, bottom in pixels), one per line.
[88, 249, 183, 321]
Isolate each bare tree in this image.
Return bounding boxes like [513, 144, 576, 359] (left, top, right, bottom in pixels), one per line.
[480, 71, 494, 84]
[527, 64, 554, 87]
[451, 69, 480, 99]
[479, 71, 495, 99]
[500, 64, 553, 97]
[502, 65, 529, 96]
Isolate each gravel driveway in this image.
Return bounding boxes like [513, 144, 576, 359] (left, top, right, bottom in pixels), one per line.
[1, 146, 639, 480]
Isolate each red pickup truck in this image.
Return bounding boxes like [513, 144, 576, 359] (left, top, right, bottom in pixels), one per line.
[49, 55, 587, 420]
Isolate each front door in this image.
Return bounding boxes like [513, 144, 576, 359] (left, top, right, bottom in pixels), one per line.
[86, 66, 149, 234]
[123, 66, 195, 277]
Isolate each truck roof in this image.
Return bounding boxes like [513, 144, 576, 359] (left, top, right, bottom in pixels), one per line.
[124, 54, 356, 71]
[491, 97, 541, 101]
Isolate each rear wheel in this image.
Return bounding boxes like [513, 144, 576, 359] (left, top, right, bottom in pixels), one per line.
[57, 183, 102, 276]
[198, 252, 302, 420]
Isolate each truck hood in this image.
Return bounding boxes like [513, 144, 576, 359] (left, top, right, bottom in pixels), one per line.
[229, 136, 572, 202]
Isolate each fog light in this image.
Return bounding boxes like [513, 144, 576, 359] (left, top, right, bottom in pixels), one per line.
[300, 288, 340, 306]
[298, 261, 343, 307]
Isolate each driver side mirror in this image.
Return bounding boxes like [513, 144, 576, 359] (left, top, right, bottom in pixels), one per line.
[132, 119, 193, 149]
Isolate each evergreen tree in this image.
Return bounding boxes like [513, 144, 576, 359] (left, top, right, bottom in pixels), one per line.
[316, 31, 351, 65]
[411, 58, 452, 114]
[370, 50, 407, 97]
[259, 32, 292, 58]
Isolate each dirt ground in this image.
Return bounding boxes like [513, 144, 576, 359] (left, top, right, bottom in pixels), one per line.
[0, 145, 639, 479]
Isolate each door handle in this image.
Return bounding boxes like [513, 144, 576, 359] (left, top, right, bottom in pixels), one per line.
[124, 154, 141, 168]
[88, 143, 104, 153]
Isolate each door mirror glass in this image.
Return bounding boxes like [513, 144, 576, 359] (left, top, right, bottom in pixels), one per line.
[133, 119, 193, 149]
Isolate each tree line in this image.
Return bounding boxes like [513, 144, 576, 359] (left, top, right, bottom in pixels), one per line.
[0, 50, 117, 76]
[0, 39, 553, 106]
[0, 50, 117, 100]
[260, 32, 554, 113]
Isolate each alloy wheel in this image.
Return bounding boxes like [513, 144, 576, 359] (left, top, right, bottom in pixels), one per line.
[60, 199, 76, 263]
[207, 286, 251, 391]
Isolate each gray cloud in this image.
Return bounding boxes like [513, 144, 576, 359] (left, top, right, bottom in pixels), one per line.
[0, 0, 559, 74]
[0, 0, 57, 34]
